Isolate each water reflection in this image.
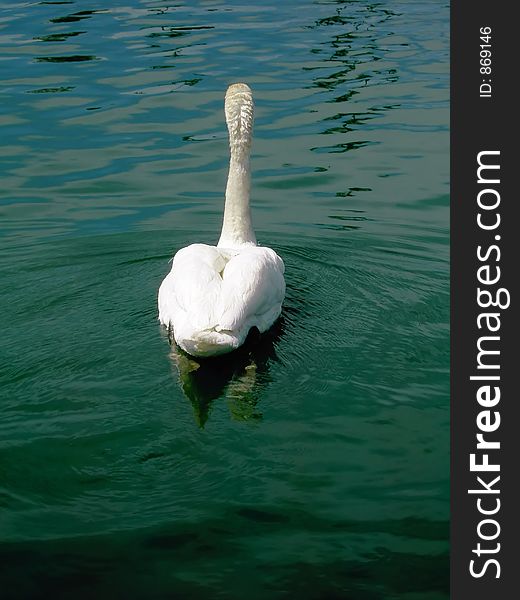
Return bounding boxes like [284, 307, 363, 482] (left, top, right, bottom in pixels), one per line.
[167, 320, 284, 427]
[306, 1, 401, 157]
[50, 11, 105, 25]
[35, 55, 97, 62]
[35, 31, 85, 43]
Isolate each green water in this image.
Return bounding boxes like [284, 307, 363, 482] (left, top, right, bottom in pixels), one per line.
[1, 1, 449, 598]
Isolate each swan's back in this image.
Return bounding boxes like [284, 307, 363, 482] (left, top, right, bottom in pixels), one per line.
[158, 244, 285, 357]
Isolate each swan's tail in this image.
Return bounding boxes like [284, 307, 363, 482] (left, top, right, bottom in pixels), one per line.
[176, 328, 241, 358]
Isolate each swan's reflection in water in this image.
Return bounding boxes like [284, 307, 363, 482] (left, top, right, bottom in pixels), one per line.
[168, 320, 284, 427]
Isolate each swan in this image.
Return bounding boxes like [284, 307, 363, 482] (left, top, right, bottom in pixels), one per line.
[158, 83, 286, 357]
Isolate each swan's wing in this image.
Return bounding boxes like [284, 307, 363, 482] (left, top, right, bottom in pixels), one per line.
[216, 246, 285, 333]
[158, 244, 225, 331]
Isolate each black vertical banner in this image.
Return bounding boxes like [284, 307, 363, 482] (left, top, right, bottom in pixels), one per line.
[451, 2, 517, 599]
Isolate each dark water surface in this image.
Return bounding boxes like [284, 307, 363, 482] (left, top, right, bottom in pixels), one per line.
[1, 1, 449, 598]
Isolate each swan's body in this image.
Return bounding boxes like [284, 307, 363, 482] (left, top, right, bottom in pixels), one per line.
[158, 83, 285, 357]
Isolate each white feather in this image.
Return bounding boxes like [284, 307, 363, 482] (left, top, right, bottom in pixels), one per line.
[158, 84, 286, 357]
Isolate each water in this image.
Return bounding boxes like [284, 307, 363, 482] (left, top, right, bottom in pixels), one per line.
[0, 1, 449, 598]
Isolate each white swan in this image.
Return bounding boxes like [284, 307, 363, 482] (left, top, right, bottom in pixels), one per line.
[158, 83, 286, 357]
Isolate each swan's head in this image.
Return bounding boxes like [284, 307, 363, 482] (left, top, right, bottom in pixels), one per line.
[225, 83, 254, 150]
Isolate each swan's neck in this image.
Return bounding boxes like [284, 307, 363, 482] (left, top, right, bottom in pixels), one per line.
[218, 147, 256, 248]
[218, 84, 257, 249]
